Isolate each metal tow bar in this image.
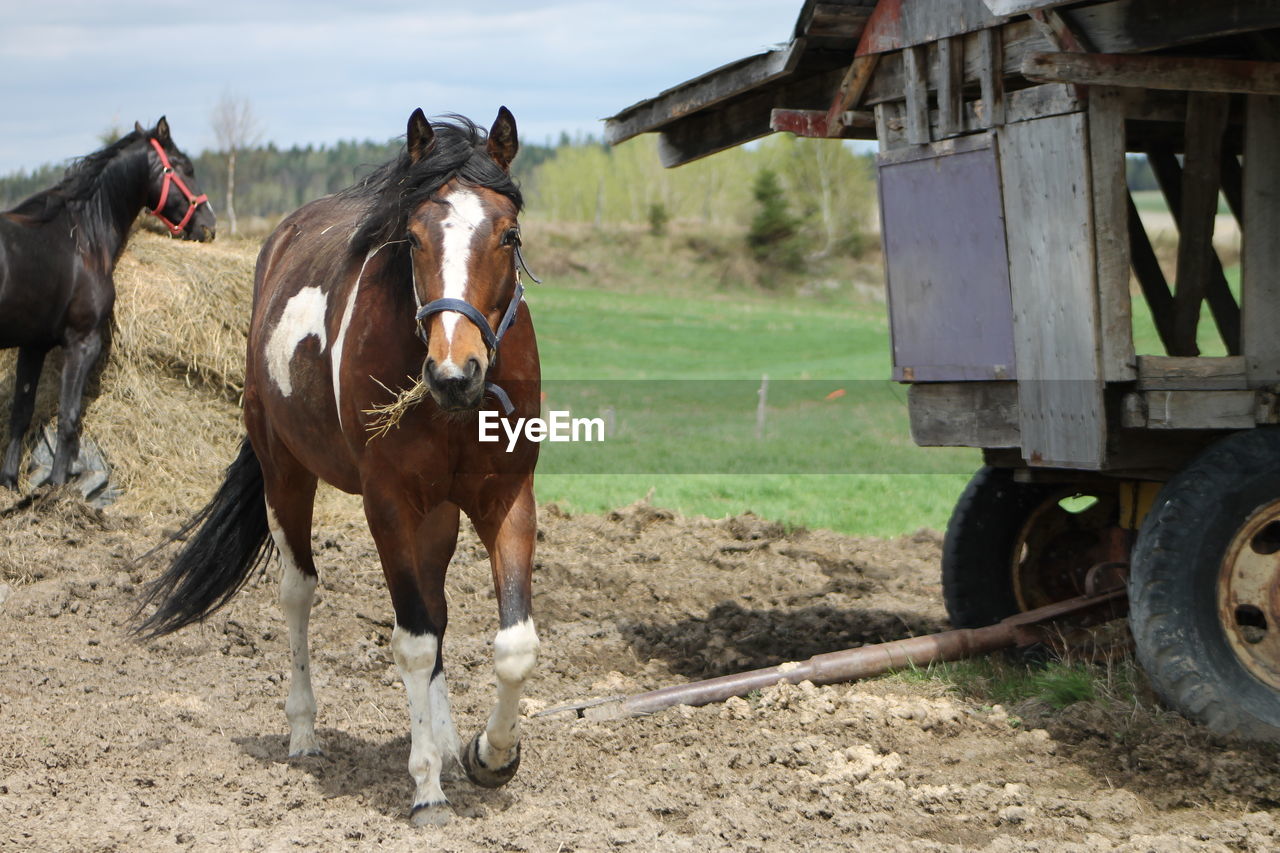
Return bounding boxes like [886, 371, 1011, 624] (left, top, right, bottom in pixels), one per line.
[536, 582, 1127, 721]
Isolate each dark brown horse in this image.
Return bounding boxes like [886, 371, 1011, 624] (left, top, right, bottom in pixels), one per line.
[0, 117, 215, 489]
[138, 109, 540, 826]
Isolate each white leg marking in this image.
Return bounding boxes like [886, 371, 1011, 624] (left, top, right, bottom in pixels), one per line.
[391, 625, 447, 807]
[430, 671, 461, 771]
[268, 505, 320, 756]
[479, 618, 539, 768]
[266, 286, 329, 397]
[437, 189, 485, 352]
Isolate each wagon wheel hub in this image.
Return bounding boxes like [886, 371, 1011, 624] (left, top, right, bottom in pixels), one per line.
[1220, 500, 1280, 690]
[1012, 490, 1130, 611]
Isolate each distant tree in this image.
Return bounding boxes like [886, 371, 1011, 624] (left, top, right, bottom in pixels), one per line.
[747, 168, 801, 269]
[647, 202, 669, 236]
[211, 93, 263, 235]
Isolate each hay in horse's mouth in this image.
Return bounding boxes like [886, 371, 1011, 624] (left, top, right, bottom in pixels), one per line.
[363, 375, 429, 440]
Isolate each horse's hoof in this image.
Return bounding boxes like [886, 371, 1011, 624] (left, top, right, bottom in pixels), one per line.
[288, 747, 324, 759]
[462, 733, 520, 789]
[410, 800, 453, 827]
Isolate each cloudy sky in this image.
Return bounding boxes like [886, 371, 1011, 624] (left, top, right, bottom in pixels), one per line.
[0, 1, 798, 174]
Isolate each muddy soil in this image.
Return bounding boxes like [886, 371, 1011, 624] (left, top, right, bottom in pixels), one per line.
[1, 491, 1278, 852]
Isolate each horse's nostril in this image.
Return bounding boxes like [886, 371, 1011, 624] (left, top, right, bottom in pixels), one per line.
[466, 357, 482, 378]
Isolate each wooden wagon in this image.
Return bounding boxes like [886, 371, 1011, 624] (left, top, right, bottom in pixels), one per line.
[606, 0, 1280, 741]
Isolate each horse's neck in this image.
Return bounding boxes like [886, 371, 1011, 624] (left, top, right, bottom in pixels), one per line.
[78, 147, 151, 267]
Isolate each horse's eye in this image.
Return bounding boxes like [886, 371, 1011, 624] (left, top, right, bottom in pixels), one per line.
[406, 231, 421, 249]
[501, 228, 520, 247]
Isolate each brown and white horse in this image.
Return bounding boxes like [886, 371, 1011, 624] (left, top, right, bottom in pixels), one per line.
[138, 109, 540, 826]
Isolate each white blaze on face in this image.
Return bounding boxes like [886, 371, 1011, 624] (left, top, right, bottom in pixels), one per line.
[266, 286, 329, 396]
[435, 188, 487, 376]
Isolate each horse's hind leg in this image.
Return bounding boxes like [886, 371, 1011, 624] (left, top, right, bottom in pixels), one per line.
[50, 325, 106, 485]
[465, 481, 539, 789]
[256, 439, 321, 756]
[1, 346, 48, 489]
[365, 495, 460, 825]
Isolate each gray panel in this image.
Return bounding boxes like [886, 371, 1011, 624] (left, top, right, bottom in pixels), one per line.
[879, 141, 1017, 382]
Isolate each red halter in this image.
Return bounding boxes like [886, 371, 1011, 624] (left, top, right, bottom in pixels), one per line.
[148, 137, 208, 236]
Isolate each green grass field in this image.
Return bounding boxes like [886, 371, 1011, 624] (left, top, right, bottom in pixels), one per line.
[525, 280, 977, 537]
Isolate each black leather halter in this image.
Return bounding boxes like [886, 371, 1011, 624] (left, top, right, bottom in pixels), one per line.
[412, 244, 540, 415]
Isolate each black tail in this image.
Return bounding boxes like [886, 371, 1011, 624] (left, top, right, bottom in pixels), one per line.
[134, 438, 275, 638]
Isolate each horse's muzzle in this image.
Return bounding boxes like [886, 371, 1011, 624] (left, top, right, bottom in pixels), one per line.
[424, 357, 486, 411]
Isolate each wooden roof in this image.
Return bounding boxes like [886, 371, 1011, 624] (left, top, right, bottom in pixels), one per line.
[606, 0, 1280, 167]
[605, 0, 879, 165]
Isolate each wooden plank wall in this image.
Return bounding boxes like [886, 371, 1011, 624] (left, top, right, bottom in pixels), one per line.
[999, 113, 1105, 468]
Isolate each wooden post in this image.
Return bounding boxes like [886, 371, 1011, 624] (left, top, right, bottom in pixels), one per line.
[904, 45, 931, 145]
[1148, 142, 1241, 355]
[1089, 86, 1135, 380]
[979, 28, 1005, 128]
[937, 37, 965, 137]
[1243, 95, 1280, 384]
[756, 375, 769, 440]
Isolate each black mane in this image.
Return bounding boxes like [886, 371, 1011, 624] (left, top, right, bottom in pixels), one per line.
[343, 117, 522, 255]
[8, 130, 148, 224]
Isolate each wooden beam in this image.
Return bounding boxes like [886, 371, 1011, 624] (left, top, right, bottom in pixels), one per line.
[983, 0, 1074, 15]
[1221, 150, 1245, 226]
[654, 66, 850, 167]
[1123, 390, 1258, 430]
[1023, 52, 1280, 96]
[1090, 86, 1134, 381]
[858, 0, 1001, 56]
[909, 382, 1020, 448]
[1028, 8, 1092, 53]
[1172, 93, 1231, 357]
[904, 45, 931, 144]
[604, 42, 804, 145]
[876, 83, 1080, 151]
[937, 37, 965, 136]
[825, 54, 879, 130]
[769, 109, 876, 138]
[1072, 0, 1280, 56]
[1126, 193, 1179, 355]
[1242, 95, 1280, 384]
[1136, 355, 1247, 391]
[1146, 147, 1242, 356]
[978, 28, 1005, 127]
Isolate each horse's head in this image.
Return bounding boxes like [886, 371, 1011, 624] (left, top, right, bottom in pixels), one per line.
[139, 117, 216, 242]
[405, 108, 522, 412]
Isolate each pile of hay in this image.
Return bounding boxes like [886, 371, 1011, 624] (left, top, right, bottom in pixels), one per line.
[0, 232, 259, 518]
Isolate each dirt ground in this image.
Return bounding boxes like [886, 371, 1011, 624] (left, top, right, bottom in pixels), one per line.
[2, 491, 1279, 852]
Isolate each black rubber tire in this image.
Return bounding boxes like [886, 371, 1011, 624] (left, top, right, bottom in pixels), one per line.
[1129, 428, 1280, 743]
[942, 467, 1057, 629]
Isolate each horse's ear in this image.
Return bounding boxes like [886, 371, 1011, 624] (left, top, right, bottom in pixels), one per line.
[134, 120, 146, 135]
[407, 108, 435, 164]
[487, 106, 518, 172]
[155, 116, 171, 143]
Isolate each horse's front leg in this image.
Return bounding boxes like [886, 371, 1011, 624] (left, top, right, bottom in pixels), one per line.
[465, 480, 539, 789]
[1, 346, 48, 489]
[365, 495, 461, 826]
[50, 324, 106, 486]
